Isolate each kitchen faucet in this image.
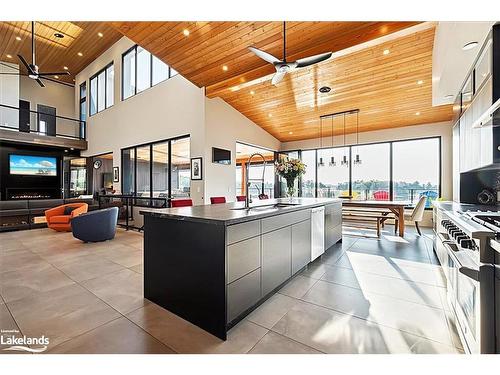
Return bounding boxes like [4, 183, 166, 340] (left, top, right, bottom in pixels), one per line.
[245, 153, 266, 209]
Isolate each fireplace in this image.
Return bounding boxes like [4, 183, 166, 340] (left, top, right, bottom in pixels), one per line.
[6, 188, 61, 200]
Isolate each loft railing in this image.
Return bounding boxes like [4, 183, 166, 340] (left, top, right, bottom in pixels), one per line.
[0, 103, 86, 140]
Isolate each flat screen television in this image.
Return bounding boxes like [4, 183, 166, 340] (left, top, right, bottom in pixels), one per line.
[9, 154, 57, 176]
[212, 147, 231, 165]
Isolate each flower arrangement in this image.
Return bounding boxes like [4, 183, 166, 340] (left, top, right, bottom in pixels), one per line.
[275, 158, 306, 197]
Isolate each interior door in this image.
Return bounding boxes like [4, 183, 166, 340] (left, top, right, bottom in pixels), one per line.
[37, 104, 56, 136]
[18, 99, 30, 132]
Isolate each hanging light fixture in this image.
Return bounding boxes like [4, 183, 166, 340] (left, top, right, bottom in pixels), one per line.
[341, 113, 349, 166]
[318, 116, 324, 166]
[329, 115, 336, 166]
[353, 111, 362, 165]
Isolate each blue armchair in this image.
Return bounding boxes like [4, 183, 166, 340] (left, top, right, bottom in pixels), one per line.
[71, 207, 119, 242]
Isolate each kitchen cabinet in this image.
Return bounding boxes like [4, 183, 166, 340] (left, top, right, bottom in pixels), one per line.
[291, 219, 311, 274]
[262, 226, 292, 296]
[324, 202, 342, 249]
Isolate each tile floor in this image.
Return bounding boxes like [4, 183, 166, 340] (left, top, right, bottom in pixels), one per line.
[0, 225, 463, 354]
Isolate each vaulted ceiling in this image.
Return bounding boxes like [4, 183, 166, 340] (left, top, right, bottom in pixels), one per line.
[0, 21, 122, 84]
[111, 21, 454, 142]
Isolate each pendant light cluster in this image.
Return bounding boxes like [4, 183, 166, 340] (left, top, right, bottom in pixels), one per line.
[318, 109, 361, 167]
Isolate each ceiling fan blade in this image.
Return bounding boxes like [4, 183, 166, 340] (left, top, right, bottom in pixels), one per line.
[35, 78, 45, 88]
[295, 52, 332, 68]
[38, 71, 70, 77]
[248, 46, 281, 64]
[271, 71, 286, 86]
[0, 72, 26, 76]
[17, 54, 34, 74]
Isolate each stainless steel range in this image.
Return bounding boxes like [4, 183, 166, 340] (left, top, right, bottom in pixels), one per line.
[434, 205, 499, 354]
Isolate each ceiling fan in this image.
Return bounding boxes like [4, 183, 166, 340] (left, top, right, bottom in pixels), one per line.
[248, 21, 332, 86]
[0, 21, 70, 87]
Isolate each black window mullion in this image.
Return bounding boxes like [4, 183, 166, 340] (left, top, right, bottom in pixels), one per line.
[167, 140, 172, 205]
[314, 150, 318, 198]
[389, 142, 394, 201]
[348, 146, 352, 197]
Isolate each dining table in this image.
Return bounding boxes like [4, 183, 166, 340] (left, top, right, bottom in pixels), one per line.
[341, 199, 409, 237]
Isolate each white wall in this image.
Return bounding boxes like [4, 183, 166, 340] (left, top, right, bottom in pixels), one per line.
[204, 97, 281, 201]
[0, 61, 20, 128]
[281, 121, 453, 227]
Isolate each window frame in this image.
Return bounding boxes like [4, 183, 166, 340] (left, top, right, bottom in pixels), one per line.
[121, 134, 190, 206]
[121, 44, 177, 101]
[89, 61, 114, 116]
[79, 82, 86, 139]
[281, 135, 441, 208]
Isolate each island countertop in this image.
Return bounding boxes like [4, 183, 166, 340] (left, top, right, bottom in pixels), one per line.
[140, 197, 341, 225]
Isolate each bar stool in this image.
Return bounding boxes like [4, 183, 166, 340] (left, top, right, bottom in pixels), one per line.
[210, 196, 226, 204]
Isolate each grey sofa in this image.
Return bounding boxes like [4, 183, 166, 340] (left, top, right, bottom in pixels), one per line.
[71, 207, 119, 242]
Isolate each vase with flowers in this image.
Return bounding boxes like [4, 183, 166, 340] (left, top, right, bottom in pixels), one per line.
[275, 158, 306, 198]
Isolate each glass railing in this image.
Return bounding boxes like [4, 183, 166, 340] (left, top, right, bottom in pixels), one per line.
[0, 103, 86, 140]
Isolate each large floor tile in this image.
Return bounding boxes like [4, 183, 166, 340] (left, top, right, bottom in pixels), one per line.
[249, 331, 322, 354]
[300, 260, 329, 279]
[51, 253, 125, 282]
[47, 317, 173, 354]
[320, 265, 444, 309]
[0, 303, 26, 354]
[301, 280, 453, 346]
[279, 275, 318, 299]
[127, 303, 268, 354]
[7, 283, 121, 348]
[272, 301, 460, 354]
[0, 250, 48, 272]
[81, 268, 148, 314]
[0, 262, 75, 303]
[100, 245, 143, 268]
[247, 293, 299, 329]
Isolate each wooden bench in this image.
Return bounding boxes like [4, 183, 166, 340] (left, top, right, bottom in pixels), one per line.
[342, 209, 398, 237]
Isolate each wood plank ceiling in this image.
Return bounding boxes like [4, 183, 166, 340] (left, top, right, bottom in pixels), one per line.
[0, 21, 122, 84]
[112, 21, 454, 142]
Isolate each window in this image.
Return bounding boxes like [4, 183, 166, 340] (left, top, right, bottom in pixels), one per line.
[317, 147, 349, 198]
[300, 150, 316, 197]
[121, 136, 190, 205]
[392, 138, 440, 207]
[89, 63, 114, 115]
[351, 143, 390, 200]
[122, 45, 175, 100]
[79, 82, 86, 138]
[235, 143, 275, 199]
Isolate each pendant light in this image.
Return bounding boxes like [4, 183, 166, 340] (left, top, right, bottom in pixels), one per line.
[353, 111, 362, 165]
[318, 116, 324, 166]
[341, 113, 348, 166]
[329, 115, 336, 166]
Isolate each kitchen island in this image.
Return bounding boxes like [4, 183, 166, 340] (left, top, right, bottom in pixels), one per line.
[140, 197, 342, 340]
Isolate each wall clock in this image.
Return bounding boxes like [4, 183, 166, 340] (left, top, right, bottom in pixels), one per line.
[93, 160, 102, 169]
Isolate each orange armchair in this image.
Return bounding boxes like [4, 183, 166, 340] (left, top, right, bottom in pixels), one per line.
[45, 203, 88, 232]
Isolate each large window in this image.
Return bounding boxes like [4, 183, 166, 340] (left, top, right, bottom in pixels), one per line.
[122, 45, 178, 100]
[235, 143, 275, 199]
[351, 143, 390, 200]
[121, 136, 190, 204]
[79, 82, 86, 138]
[285, 137, 441, 207]
[393, 138, 440, 207]
[89, 63, 114, 116]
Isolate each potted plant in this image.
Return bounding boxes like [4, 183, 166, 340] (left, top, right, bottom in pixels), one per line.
[275, 158, 306, 198]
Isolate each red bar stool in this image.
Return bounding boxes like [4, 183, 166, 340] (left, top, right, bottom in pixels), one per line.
[210, 196, 226, 204]
[171, 198, 193, 208]
[236, 195, 246, 202]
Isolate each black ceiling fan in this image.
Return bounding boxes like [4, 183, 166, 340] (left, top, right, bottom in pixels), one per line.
[248, 21, 332, 86]
[0, 21, 70, 87]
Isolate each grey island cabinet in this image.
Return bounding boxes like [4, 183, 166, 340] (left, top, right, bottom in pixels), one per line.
[140, 198, 342, 340]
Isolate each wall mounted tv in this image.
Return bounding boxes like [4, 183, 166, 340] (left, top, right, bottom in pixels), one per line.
[9, 154, 58, 176]
[212, 147, 231, 165]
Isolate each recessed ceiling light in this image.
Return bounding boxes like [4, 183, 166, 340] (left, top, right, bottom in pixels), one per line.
[289, 131, 293, 135]
[222, 65, 228, 71]
[63, 66, 68, 70]
[97, 32, 103, 38]
[417, 80, 424, 85]
[15, 36, 21, 41]
[54, 75, 59, 79]
[54, 33, 64, 39]
[77, 52, 83, 57]
[415, 111, 420, 115]
[383, 49, 390, 55]
[6, 54, 12, 58]
[183, 29, 190, 36]
[250, 90, 255, 95]
[462, 41, 478, 51]
[268, 113, 272, 118]
[319, 86, 331, 93]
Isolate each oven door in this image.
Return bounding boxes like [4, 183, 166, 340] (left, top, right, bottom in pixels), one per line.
[456, 263, 480, 353]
